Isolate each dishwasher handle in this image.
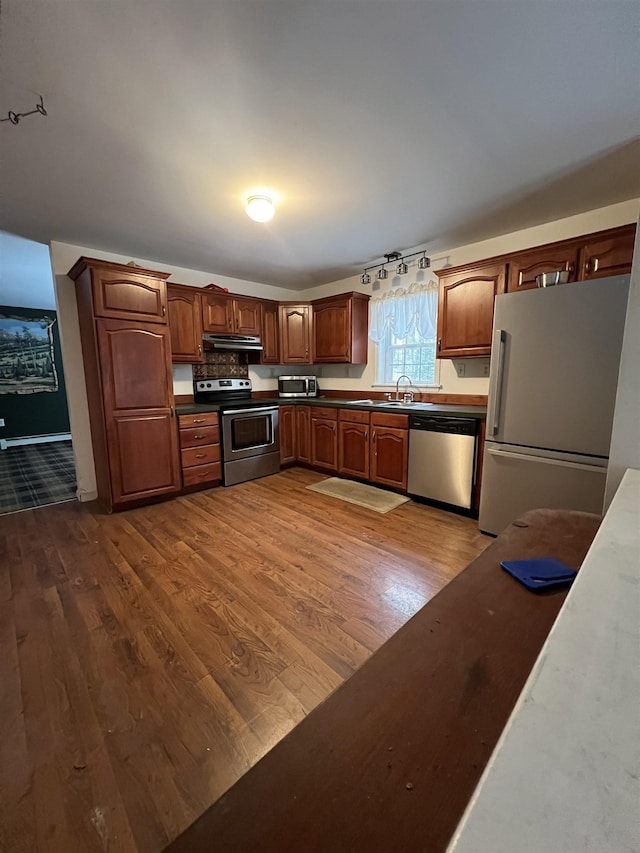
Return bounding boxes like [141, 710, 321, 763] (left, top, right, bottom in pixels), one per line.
[409, 416, 477, 436]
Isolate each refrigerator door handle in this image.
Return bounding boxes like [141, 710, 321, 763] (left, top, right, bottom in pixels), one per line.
[487, 447, 606, 473]
[487, 329, 506, 436]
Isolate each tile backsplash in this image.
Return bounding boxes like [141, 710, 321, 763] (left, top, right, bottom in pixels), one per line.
[192, 350, 249, 380]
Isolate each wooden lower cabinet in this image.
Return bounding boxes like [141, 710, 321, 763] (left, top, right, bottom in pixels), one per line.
[310, 408, 338, 471]
[177, 412, 221, 489]
[338, 410, 370, 479]
[370, 413, 409, 491]
[93, 318, 181, 509]
[296, 406, 311, 463]
[279, 405, 297, 464]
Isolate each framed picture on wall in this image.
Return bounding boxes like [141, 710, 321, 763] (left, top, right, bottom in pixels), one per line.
[0, 312, 59, 394]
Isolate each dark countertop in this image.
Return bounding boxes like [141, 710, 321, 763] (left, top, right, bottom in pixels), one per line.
[165, 509, 599, 853]
[176, 398, 487, 419]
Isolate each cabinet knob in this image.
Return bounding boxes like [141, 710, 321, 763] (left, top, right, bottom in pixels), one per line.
[437, 339, 442, 351]
[195, 453, 206, 459]
[162, 305, 166, 316]
[584, 259, 593, 274]
[198, 344, 202, 355]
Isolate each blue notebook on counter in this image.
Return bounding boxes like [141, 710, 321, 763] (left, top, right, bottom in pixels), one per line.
[501, 557, 577, 591]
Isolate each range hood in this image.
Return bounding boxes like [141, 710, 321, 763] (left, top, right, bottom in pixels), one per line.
[203, 333, 263, 352]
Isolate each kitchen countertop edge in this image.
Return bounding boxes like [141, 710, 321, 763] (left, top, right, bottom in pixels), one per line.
[176, 398, 487, 419]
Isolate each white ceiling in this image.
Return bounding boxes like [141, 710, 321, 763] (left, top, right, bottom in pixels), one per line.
[1, 1, 639, 290]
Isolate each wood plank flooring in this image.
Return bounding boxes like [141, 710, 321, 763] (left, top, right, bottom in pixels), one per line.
[0, 467, 489, 853]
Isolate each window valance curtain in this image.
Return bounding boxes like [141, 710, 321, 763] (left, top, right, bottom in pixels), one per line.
[368, 280, 439, 343]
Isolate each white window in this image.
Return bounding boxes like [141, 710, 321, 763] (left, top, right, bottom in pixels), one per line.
[369, 280, 439, 386]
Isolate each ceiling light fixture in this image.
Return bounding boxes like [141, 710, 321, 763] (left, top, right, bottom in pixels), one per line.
[245, 194, 275, 223]
[360, 249, 431, 284]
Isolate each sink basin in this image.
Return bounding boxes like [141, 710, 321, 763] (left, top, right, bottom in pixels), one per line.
[382, 400, 416, 406]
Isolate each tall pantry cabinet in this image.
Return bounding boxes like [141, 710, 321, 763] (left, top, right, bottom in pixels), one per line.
[69, 257, 181, 510]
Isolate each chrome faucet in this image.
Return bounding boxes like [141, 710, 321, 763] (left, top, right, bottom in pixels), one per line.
[395, 374, 413, 402]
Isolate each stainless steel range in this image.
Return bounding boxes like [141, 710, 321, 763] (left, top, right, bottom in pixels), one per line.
[193, 379, 280, 486]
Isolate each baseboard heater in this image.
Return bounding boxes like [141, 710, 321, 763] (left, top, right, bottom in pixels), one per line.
[0, 432, 72, 450]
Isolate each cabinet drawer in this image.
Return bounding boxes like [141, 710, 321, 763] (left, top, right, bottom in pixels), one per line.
[338, 408, 370, 424]
[179, 425, 220, 448]
[182, 462, 222, 487]
[181, 444, 221, 468]
[178, 411, 218, 429]
[310, 406, 338, 420]
[371, 412, 409, 429]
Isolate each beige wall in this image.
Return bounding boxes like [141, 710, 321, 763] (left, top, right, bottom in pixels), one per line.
[49, 199, 639, 500]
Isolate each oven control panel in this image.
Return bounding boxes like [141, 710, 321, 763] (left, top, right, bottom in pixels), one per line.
[195, 378, 252, 392]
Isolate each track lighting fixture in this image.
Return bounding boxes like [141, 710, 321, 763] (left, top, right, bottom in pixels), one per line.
[360, 249, 431, 284]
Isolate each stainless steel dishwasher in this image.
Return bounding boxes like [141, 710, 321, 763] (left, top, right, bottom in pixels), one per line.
[407, 415, 478, 510]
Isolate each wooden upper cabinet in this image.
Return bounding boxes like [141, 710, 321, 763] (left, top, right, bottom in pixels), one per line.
[167, 284, 204, 363]
[436, 262, 506, 358]
[67, 257, 170, 324]
[261, 301, 280, 364]
[234, 298, 262, 336]
[578, 224, 636, 280]
[202, 292, 262, 336]
[507, 245, 579, 292]
[202, 293, 233, 333]
[312, 292, 370, 364]
[279, 304, 312, 364]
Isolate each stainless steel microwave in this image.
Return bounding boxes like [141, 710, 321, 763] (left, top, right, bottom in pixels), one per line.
[278, 375, 318, 398]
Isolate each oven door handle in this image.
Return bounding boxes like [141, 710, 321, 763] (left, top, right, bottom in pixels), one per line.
[223, 406, 278, 416]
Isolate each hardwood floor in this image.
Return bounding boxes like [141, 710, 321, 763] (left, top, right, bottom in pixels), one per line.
[0, 467, 488, 853]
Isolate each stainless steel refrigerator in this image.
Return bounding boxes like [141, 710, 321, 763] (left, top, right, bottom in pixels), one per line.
[479, 274, 630, 535]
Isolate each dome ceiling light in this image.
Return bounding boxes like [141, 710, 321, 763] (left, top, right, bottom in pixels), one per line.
[245, 194, 275, 223]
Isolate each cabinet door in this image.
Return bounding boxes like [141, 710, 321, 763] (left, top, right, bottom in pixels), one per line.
[296, 406, 311, 462]
[96, 319, 180, 504]
[507, 245, 579, 292]
[279, 305, 312, 364]
[92, 268, 167, 323]
[311, 418, 337, 471]
[233, 299, 262, 336]
[338, 421, 369, 479]
[167, 286, 204, 363]
[578, 226, 636, 280]
[437, 263, 506, 358]
[370, 426, 408, 490]
[261, 301, 280, 364]
[279, 405, 297, 464]
[202, 293, 233, 333]
[313, 299, 350, 362]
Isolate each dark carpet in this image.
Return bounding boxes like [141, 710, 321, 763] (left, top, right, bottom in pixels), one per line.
[0, 440, 77, 515]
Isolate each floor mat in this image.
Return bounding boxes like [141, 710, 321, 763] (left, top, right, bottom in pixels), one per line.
[306, 477, 410, 514]
[0, 440, 77, 515]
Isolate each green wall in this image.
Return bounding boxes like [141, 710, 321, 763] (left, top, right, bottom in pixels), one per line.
[0, 305, 71, 440]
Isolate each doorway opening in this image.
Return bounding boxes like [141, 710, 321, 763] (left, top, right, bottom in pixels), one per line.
[0, 231, 77, 515]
